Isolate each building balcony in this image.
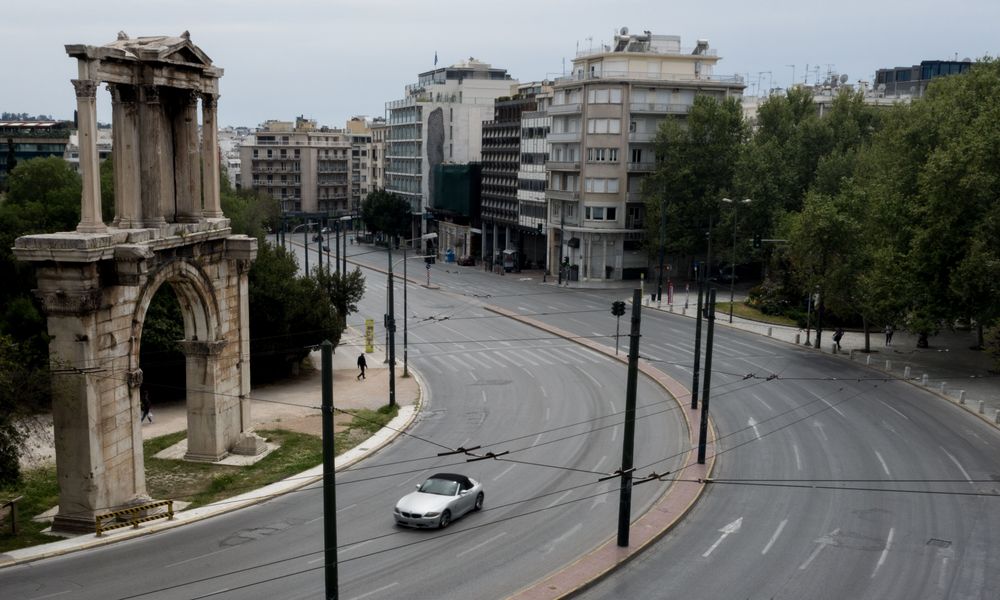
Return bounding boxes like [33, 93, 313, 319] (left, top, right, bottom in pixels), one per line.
[548, 103, 582, 115]
[548, 132, 581, 143]
[547, 189, 580, 201]
[628, 102, 690, 114]
[627, 162, 656, 172]
[628, 132, 657, 143]
[546, 161, 580, 171]
[627, 191, 644, 202]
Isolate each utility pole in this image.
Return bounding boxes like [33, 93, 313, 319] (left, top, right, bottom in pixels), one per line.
[387, 239, 397, 407]
[657, 198, 666, 302]
[617, 288, 642, 547]
[403, 245, 409, 377]
[691, 272, 705, 409]
[334, 223, 340, 275]
[342, 219, 348, 274]
[320, 340, 339, 600]
[304, 220, 310, 275]
[698, 288, 717, 464]
[557, 208, 566, 285]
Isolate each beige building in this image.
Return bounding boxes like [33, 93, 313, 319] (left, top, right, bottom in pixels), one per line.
[345, 116, 373, 212]
[239, 117, 351, 214]
[547, 29, 745, 282]
[369, 117, 387, 193]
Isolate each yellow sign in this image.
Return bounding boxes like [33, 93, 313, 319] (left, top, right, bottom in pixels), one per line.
[365, 318, 374, 353]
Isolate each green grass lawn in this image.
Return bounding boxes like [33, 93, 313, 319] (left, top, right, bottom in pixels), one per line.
[0, 404, 399, 553]
[715, 301, 799, 327]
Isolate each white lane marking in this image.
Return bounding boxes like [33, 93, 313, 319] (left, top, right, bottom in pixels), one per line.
[397, 473, 421, 488]
[541, 387, 549, 399]
[799, 528, 839, 570]
[576, 366, 605, 389]
[872, 528, 895, 578]
[876, 398, 910, 421]
[517, 305, 530, 312]
[545, 490, 575, 509]
[548, 305, 560, 310]
[607, 400, 616, 413]
[702, 517, 743, 557]
[456, 531, 508, 559]
[568, 317, 589, 328]
[761, 519, 788, 555]
[166, 547, 232, 568]
[792, 443, 802, 471]
[875, 451, 891, 477]
[813, 420, 828, 442]
[493, 464, 517, 481]
[469, 371, 478, 382]
[482, 390, 487, 403]
[544, 522, 583, 554]
[347, 582, 399, 600]
[532, 433, 544, 447]
[26, 591, 73, 600]
[748, 417, 760, 439]
[942, 449, 974, 484]
[332, 539, 374, 558]
[462, 353, 491, 370]
[611, 425, 618, 442]
[564, 346, 604, 364]
[592, 331, 606, 340]
[938, 556, 951, 589]
[593, 455, 607, 472]
[520, 348, 551, 365]
[805, 389, 846, 417]
[750, 392, 772, 411]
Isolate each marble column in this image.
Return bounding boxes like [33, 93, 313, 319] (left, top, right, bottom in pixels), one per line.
[109, 84, 142, 228]
[72, 79, 106, 233]
[201, 93, 223, 218]
[173, 90, 202, 223]
[139, 85, 169, 227]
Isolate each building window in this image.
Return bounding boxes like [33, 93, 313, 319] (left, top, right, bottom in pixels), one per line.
[587, 119, 621, 134]
[585, 178, 619, 193]
[584, 205, 618, 221]
[631, 148, 642, 163]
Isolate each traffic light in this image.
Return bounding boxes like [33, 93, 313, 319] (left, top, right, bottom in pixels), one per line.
[611, 301, 626, 317]
[753, 233, 762, 249]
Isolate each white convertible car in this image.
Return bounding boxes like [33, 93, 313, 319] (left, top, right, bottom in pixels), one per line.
[393, 473, 484, 528]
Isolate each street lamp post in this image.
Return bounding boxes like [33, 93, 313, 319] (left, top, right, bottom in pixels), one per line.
[721, 198, 752, 323]
[386, 233, 438, 406]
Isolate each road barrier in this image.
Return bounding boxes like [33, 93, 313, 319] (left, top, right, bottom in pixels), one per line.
[95, 499, 174, 536]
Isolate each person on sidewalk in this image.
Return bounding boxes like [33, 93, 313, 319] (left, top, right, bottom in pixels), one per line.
[833, 327, 844, 351]
[357, 353, 367, 380]
[884, 324, 894, 346]
[140, 391, 153, 423]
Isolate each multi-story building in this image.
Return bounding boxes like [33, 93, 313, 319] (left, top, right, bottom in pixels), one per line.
[481, 81, 551, 269]
[239, 117, 351, 214]
[369, 117, 387, 192]
[385, 58, 517, 241]
[345, 116, 373, 212]
[0, 120, 73, 187]
[218, 126, 250, 190]
[874, 59, 971, 98]
[64, 127, 113, 173]
[547, 29, 744, 282]
[517, 82, 552, 269]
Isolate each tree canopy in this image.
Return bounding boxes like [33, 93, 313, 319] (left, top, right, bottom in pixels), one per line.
[361, 189, 411, 239]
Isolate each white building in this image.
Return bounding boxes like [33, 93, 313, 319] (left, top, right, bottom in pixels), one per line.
[385, 58, 517, 238]
[547, 29, 745, 282]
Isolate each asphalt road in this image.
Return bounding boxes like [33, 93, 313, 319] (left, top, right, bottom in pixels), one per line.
[0, 240, 685, 600]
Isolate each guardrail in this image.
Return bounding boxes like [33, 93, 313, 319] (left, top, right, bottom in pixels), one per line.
[95, 499, 175, 536]
[2, 495, 22, 535]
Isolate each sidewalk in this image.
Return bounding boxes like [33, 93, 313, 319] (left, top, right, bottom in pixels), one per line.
[638, 294, 1000, 429]
[3, 333, 421, 566]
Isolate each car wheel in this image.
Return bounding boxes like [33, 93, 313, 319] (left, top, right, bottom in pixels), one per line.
[474, 493, 484, 511]
[439, 510, 452, 528]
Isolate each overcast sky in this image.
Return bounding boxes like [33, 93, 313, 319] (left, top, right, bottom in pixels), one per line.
[3, 0, 997, 128]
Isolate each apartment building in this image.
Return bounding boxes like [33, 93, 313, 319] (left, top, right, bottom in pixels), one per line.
[345, 116, 373, 212]
[517, 81, 552, 269]
[239, 117, 351, 214]
[385, 58, 517, 241]
[481, 81, 552, 269]
[369, 117, 387, 192]
[547, 29, 744, 282]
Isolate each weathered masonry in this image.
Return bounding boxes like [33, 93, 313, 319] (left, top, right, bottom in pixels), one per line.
[14, 32, 262, 533]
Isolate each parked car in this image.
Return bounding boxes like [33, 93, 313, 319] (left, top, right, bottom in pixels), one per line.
[394, 473, 484, 528]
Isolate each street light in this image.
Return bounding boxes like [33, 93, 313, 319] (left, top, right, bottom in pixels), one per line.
[387, 232, 437, 407]
[721, 198, 752, 323]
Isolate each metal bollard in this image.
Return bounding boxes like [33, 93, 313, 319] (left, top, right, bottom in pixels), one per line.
[979, 400, 985, 414]
[904, 366, 911, 379]
[767, 327, 773, 337]
[832, 343, 838, 354]
[849, 349, 856, 360]
[995, 409, 1000, 424]
[921, 373, 928, 385]
[959, 390, 966, 404]
[939, 382, 947, 394]
[866, 355, 871, 366]
[795, 333, 800, 344]
[886, 360, 892, 371]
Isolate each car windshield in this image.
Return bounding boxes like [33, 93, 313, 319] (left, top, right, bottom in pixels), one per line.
[419, 478, 459, 496]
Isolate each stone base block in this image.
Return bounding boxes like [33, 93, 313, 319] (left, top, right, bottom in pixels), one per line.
[184, 449, 229, 463]
[232, 432, 267, 456]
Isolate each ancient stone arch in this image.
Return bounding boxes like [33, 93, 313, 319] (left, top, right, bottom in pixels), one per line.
[13, 33, 260, 533]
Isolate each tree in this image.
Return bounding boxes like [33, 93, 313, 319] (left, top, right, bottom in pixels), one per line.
[361, 189, 411, 241]
[0, 334, 49, 485]
[314, 266, 366, 327]
[643, 95, 748, 261]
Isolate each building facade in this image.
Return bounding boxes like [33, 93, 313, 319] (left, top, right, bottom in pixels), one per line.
[546, 30, 744, 282]
[481, 81, 552, 269]
[0, 120, 73, 187]
[369, 117, 387, 193]
[517, 82, 552, 270]
[345, 116, 373, 212]
[874, 59, 971, 98]
[239, 117, 351, 215]
[385, 58, 517, 242]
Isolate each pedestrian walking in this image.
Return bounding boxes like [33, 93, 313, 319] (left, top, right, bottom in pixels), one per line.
[140, 391, 153, 423]
[357, 353, 367, 380]
[884, 324, 894, 347]
[833, 327, 844, 351]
